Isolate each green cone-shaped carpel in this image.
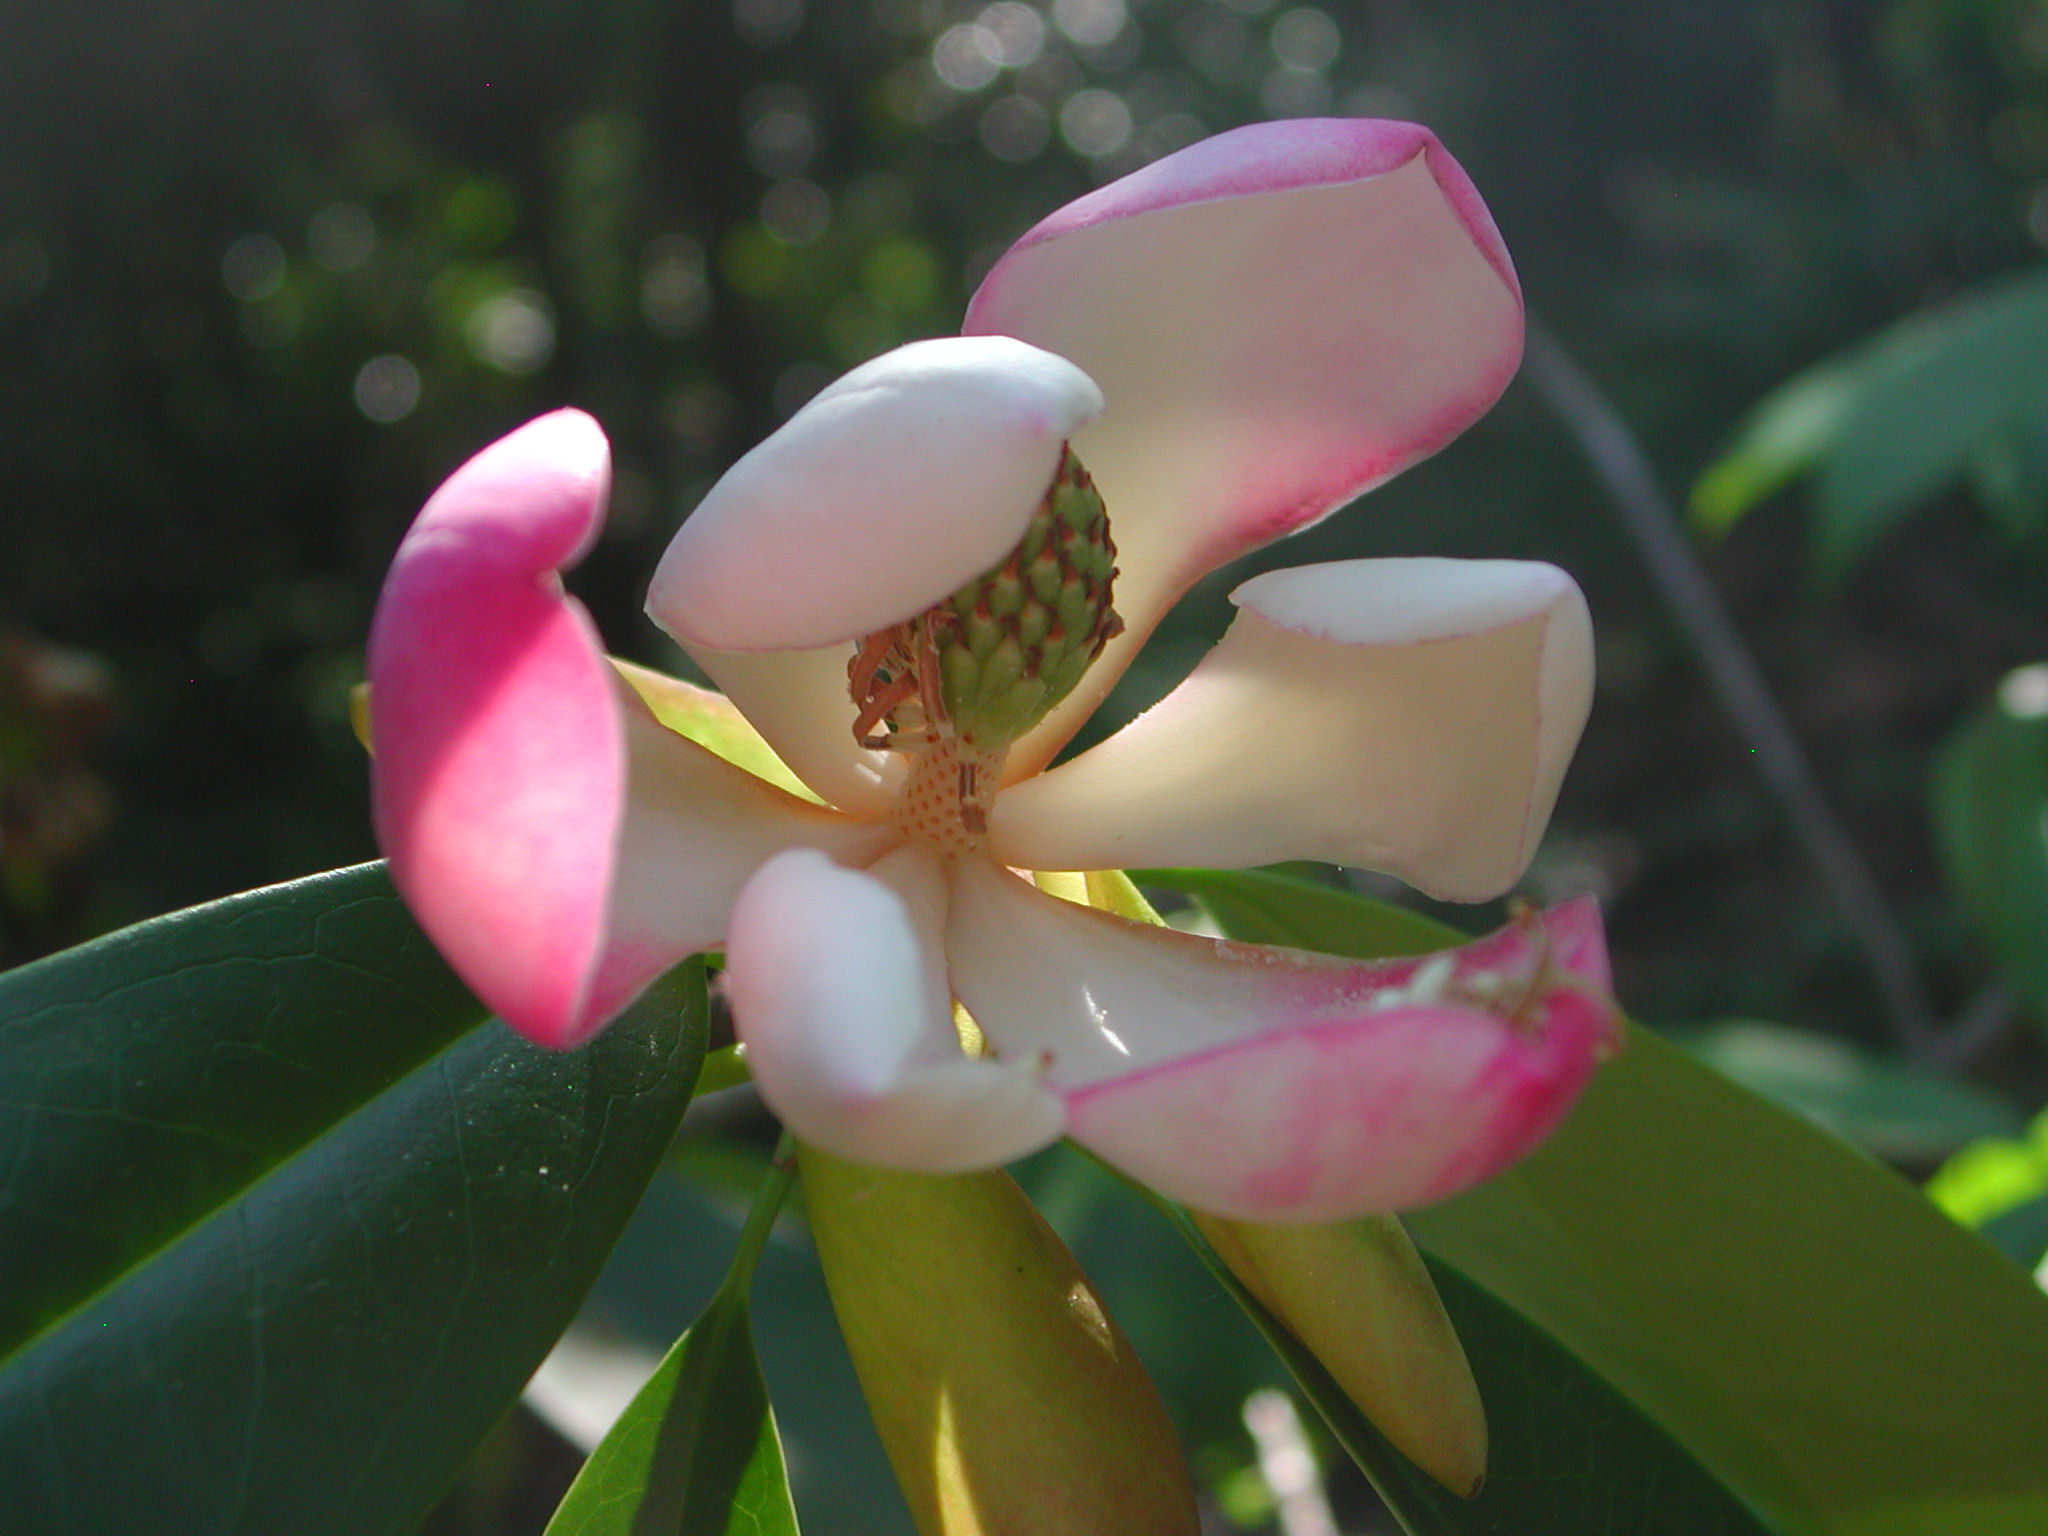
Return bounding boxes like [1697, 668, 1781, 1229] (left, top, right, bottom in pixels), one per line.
[800, 1145, 1198, 1536]
[934, 446, 1122, 755]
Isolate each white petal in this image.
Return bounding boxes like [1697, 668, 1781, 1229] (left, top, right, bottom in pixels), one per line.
[648, 336, 1103, 652]
[989, 558, 1593, 902]
[724, 846, 1066, 1170]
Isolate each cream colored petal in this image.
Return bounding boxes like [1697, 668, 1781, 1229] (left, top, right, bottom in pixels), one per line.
[989, 558, 1593, 902]
[724, 846, 1066, 1170]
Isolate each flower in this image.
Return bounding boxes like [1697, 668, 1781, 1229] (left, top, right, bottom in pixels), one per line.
[367, 119, 1615, 1222]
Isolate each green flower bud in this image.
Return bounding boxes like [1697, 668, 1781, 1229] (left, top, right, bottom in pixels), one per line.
[801, 1146, 1199, 1536]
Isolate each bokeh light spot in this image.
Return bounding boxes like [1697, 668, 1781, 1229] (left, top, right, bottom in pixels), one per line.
[1269, 6, 1339, 72]
[861, 237, 941, 312]
[1060, 88, 1133, 156]
[641, 234, 711, 338]
[221, 234, 286, 303]
[353, 355, 421, 423]
[1054, 0, 1127, 47]
[307, 204, 376, 273]
[933, 23, 1003, 91]
[465, 289, 556, 375]
[745, 86, 820, 177]
[977, 2, 1046, 67]
[761, 179, 832, 245]
[981, 94, 1052, 161]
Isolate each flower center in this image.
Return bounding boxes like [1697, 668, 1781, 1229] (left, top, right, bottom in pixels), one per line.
[849, 444, 1123, 853]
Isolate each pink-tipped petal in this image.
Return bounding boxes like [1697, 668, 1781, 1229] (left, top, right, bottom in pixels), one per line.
[368, 411, 624, 1045]
[726, 847, 1067, 1170]
[947, 864, 1615, 1222]
[648, 336, 1103, 653]
[369, 411, 891, 1047]
[966, 121, 1525, 777]
[989, 558, 1593, 901]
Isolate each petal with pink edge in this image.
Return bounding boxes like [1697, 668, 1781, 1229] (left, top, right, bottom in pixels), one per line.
[369, 410, 890, 1048]
[947, 861, 1616, 1222]
[647, 336, 1102, 653]
[726, 847, 1066, 1170]
[965, 120, 1525, 778]
[368, 410, 622, 1046]
[989, 558, 1593, 902]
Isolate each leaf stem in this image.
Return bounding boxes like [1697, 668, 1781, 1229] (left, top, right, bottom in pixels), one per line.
[722, 1130, 798, 1295]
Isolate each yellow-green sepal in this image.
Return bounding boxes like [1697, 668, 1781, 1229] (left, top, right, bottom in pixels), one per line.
[614, 658, 820, 802]
[1193, 1211, 1488, 1499]
[798, 1145, 1199, 1536]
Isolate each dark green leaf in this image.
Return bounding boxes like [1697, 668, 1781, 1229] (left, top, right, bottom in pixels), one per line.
[1931, 675, 2048, 1022]
[1177, 867, 2048, 1536]
[0, 862, 484, 1353]
[1167, 1203, 1773, 1536]
[0, 864, 707, 1534]
[1672, 1019, 2021, 1162]
[544, 1285, 799, 1536]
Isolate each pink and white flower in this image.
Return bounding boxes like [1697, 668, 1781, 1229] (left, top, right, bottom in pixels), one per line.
[366, 119, 1615, 1223]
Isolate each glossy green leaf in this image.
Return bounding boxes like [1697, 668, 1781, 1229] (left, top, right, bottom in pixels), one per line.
[1166, 1201, 1772, 1536]
[1672, 1019, 2021, 1162]
[0, 863, 707, 1534]
[1168, 866, 2048, 1536]
[1930, 670, 2048, 1022]
[546, 1145, 801, 1536]
[0, 862, 483, 1351]
[544, 1286, 798, 1536]
[1964, 416, 2048, 545]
